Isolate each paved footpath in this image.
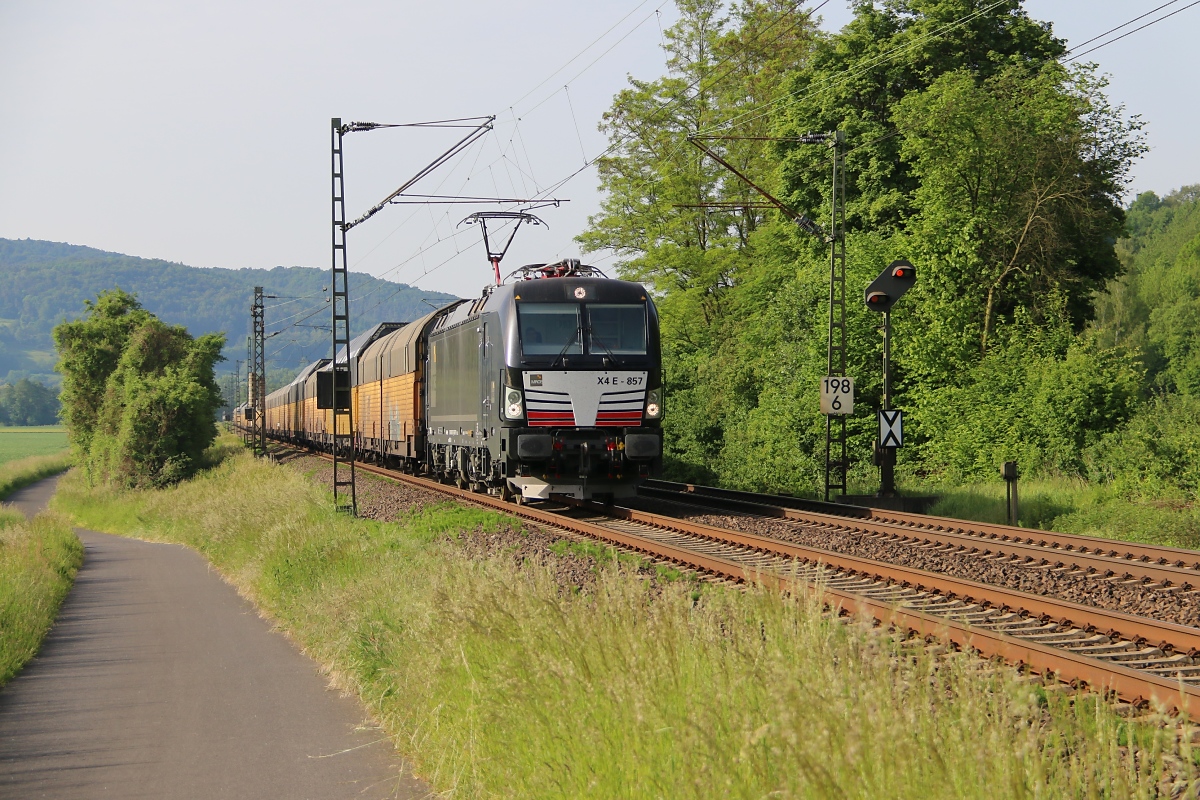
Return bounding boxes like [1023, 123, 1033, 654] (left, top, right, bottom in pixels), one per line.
[0, 476, 432, 799]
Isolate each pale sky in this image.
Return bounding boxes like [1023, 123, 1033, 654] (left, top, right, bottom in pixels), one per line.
[1, 1, 1196, 299]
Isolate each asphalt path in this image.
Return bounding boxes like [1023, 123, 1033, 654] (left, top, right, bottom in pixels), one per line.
[0, 476, 432, 799]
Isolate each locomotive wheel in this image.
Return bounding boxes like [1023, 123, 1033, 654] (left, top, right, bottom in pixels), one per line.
[499, 483, 513, 503]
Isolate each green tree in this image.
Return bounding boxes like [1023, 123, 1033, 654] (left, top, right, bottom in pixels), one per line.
[54, 289, 225, 487]
[0, 378, 60, 426]
[774, 0, 1067, 234]
[894, 64, 1145, 379]
[53, 289, 153, 453]
[579, 0, 820, 480]
[581, 0, 818, 333]
[582, 0, 1147, 490]
[1094, 187, 1200, 393]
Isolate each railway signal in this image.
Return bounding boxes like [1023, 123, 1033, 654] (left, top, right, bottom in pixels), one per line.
[865, 259, 917, 497]
[863, 259, 916, 313]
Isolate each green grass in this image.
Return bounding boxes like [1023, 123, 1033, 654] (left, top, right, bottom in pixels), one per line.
[52, 441, 1198, 797]
[0, 426, 79, 687]
[0, 508, 83, 687]
[0, 426, 68, 466]
[0, 451, 74, 501]
[928, 476, 1200, 550]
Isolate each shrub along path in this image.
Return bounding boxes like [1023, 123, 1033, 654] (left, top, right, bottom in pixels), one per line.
[0, 476, 429, 799]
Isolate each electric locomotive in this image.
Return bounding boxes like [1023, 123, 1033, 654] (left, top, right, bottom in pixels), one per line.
[423, 260, 662, 501]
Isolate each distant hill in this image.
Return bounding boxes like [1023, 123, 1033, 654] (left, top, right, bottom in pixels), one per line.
[0, 239, 458, 390]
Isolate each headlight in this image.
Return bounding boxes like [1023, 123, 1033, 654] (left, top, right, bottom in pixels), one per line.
[505, 388, 524, 419]
[645, 388, 662, 419]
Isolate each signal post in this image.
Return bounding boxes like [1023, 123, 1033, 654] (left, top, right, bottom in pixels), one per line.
[864, 259, 915, 497]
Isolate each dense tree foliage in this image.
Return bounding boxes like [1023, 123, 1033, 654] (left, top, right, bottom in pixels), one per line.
[54, 290, 225, 487]
[0, 378, 59, 426]
[896, 65, 1141, 363]
[1094, 187, 1200, 392]
[775, 0, 1068, 233]
[582, 0, 1153, 493]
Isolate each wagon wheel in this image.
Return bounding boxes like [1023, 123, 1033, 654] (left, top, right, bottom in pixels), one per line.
[499, 482, 514, 503]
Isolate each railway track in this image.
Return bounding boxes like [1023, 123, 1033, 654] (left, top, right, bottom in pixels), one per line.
[305, 452, 1200, 714]
[641, 479, 1200, 591]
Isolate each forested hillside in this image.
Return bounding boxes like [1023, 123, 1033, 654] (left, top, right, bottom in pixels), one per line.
[581, 0, 1199, 504]
[0, 239, 457, 390]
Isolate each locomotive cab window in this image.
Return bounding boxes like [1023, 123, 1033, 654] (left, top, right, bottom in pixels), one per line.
[518, 304, 582, 356]
[587, 304, 647, 355]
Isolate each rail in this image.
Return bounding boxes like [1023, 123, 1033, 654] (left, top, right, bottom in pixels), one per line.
[294, 449, 1200, 714]
[641, 479, 1200, 589]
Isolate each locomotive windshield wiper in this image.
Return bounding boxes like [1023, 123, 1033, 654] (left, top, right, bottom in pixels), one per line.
[550, 327, 581, 369]
[587, 326, 624, 368]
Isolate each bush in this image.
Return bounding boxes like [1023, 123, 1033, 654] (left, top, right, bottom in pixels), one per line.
[1085, 392, 1200, 500]
[912, 324, 1142, 481]
[54, 289, 224, 488]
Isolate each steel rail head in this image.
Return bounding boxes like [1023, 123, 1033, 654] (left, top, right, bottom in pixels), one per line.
[641, 481, 1200, 582]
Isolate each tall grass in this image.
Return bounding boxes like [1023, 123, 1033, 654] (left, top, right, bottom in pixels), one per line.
[54, 450, 1196, 797]
[0, 508, 84, 686]
[0, 451, 73, 501]
[930, 477, 1200, 550]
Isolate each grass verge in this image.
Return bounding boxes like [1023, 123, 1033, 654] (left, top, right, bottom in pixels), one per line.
[0, 507, 84, 687]
[53, 446, 1198, 797]
[929, 477, 1200, 550]
[0, 451, 73, 501]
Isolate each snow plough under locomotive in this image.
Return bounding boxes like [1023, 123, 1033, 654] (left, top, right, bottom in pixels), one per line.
[236, 261, 663, 501]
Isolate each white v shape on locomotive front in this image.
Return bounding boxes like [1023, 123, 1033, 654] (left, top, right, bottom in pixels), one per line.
[523, 371, 648, 427]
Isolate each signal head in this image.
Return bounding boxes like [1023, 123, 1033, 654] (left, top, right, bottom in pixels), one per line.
[865, 258, 916, 312]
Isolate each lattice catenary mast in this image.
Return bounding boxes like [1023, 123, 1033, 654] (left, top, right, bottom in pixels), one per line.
[251, 286, 267, 459]
[686, 132, 846, 500]
[330, 120, 356, 514]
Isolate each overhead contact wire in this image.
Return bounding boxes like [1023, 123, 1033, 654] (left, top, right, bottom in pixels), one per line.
[1065, 0, 1199, 62]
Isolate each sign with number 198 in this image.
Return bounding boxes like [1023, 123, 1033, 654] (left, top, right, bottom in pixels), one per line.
[820, 376, 854, 415]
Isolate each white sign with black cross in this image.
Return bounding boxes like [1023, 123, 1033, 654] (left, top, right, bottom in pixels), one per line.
[879, 409, 904, 448]
[819, 376, 855, 415]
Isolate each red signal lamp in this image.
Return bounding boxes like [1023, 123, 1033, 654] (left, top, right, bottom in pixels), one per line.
[866, 291, 890, 306]
[865, 258, 916, 313]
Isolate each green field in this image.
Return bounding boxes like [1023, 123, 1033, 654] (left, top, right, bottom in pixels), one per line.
[0, 427, 68, 465]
